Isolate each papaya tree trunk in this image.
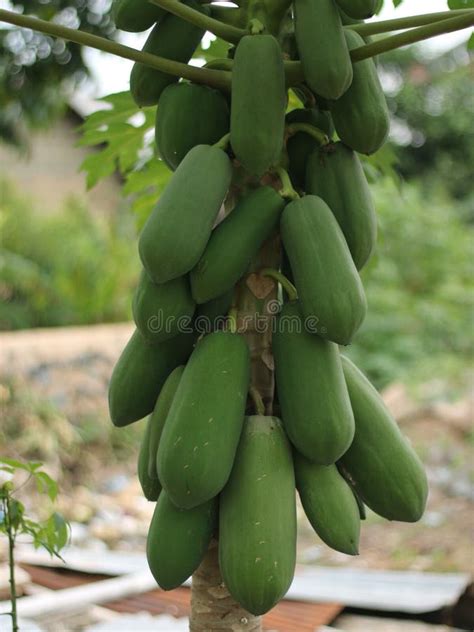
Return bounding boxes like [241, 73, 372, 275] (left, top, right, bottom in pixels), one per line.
[190, 541, 262, 631]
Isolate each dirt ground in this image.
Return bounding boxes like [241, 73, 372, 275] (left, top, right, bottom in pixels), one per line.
[0, 323, 472, 574]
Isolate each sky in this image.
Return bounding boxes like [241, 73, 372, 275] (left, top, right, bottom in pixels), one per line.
[78, 0, 470, 107]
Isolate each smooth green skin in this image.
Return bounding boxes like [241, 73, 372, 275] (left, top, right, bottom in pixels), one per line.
[108, 329, 194, 427]
[130, 2, 206, 107]
[113, 0, 165, 32]
[273, 301, 355, 464]
[190, 187, 285, 304]
[132, 270, 195, 343]
[155, 83, 230, 171]
[294, 0, 353, 100]
[137, 417, 161, 501]
[281, 196, 367, 345]
[330, 30, 390, 155]
[146, 492, 217, 590]
[194, 289, 234, 335]
[340, 355, 428, 522]
[306, 142, 377, 270]
[294, 453, 360, 555]
[219, 416, 296, 616]
[286, 108, 335, 190]
[148, 365, 185, 479]
[335, 0, 377, 19]
[139, 145, 232, 284]
[231, 35, 286, 177]
[157, 331, 250, 509]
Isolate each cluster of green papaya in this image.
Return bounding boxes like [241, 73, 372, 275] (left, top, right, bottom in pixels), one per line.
[108, 0, 428, 617]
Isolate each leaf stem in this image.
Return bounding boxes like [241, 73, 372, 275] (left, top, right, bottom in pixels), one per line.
[249, 386, 266, 416]
[260, 268, 298, 302]
[348, 9, 474, 36]
[276, 166, 299, 201]
[5, 497, 18, 632]
[351, 12, 474, 63]
[149, 0, 247, 43]
[0, 9, 232, 91]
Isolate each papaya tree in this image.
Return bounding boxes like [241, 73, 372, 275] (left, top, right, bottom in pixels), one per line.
[0, 1, 472, 630]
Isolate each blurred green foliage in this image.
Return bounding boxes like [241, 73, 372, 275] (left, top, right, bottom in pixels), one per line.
[348, 178, 473, 391]
[0, 179, 139, 329]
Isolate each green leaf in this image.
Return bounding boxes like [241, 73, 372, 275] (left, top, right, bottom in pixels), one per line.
[34, 471, 58, 502]
[124, 159, 171, 229]
[0, 457, 31, 472]
[468, 31, 474, 48]
[8, 499, 25, 529]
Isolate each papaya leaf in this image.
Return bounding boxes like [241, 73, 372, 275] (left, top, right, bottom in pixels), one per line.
[124, 159, 171, 229]
[34, 471, 58, 502]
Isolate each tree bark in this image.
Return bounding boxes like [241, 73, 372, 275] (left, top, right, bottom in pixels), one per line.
[189, 541, 262, 632]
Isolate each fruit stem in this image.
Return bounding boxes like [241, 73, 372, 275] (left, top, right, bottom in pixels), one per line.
[351, 12, 474, 62]
[260, 268, 298, 302]
[348, 8, 474, 36]
[286, 123, 330, 147]
[228, 308, 238, 334]
[249, 386, 266, 416]
[276, 167, 299, 201]
[0, 9, 232, 91]
[214, 133, 231, 151]
[149, 0, 247, 44]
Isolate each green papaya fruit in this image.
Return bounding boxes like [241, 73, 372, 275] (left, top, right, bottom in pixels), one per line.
[190, 187, 285, 304]
[148, 365, 185, 479]
[219, 416, 296, 616]
[108, 329, 194, 427]
[113, 0, 165, 32]
[273, 301, 355, 464]
[157, 331, 250, 509]
[336, 0, 377, 19]
[147, 492, 217, 590]
[139, 145, 232, 284]
[281, 195, 367, 345]
[194, 289, 234, 335]
[294, 0, 353, 100]
[286, 107, 335, 189]
[132, 270, 195, 343]
[340, 355, 428, 522]
[155, 83, 230, 171]
[329, 30, 390, 154]
[294, 453, 360, 555]
[137, 417, 161, 501]
[130, 2, 206, 107]
[305, 142, 377, 270]
[231, 34, 286, 177]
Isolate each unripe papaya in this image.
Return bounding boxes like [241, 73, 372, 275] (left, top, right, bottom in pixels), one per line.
[137, 417, 161, 501]
[147, 492, 217, 590]
[155, 83, 230, 171]
[294, 453, 360, 555]
[231, 35, 286, 177]
[294, 0, 353, 100]
[190, 187, 285, 304]
[336, 0, 377, 19]
[281, 196, 367, 345]
[139, 145, 232, 284]
[219, 416, 296, 616]
[148, 365, 184, 479]
[306, 142, 377, 270]
[132, 270, 195, 343]
[329, 30, 390, 154]
[273, 301, 355, 464]
[108, 329, 194, 427]
[286, 108, 335, 189]
[340, 356, 428, 522]
[157, 331, 250, 509]
[113, 0, 165, 32]
[130, 2, 206, 107]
